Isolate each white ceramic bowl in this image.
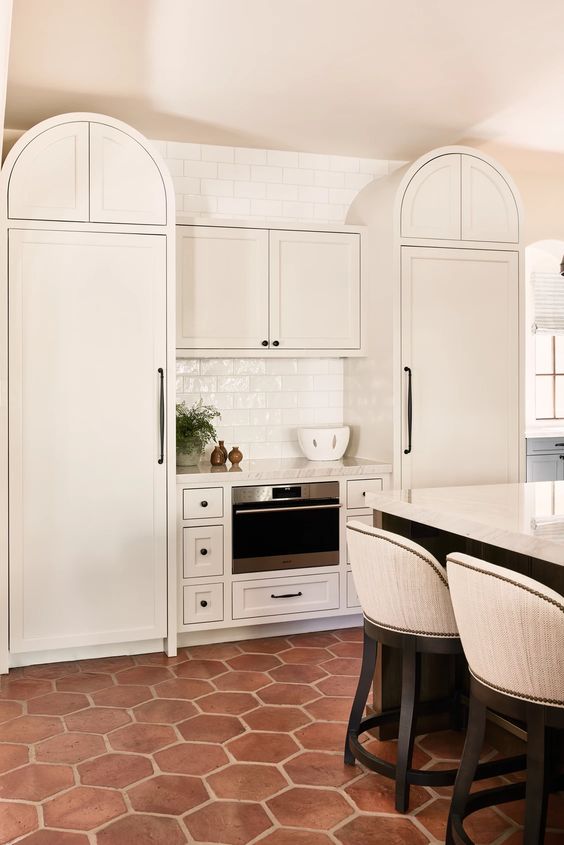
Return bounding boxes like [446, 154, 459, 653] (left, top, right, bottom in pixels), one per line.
[297, 426, 350, 461]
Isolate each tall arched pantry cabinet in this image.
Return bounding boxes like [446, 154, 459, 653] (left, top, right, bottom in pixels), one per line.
[345, 146, 522, 489]
[0, 114, 176, 673]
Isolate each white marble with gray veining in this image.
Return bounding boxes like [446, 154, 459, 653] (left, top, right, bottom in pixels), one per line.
[177, 457, 392, 484]
[366, 482, 564, 567]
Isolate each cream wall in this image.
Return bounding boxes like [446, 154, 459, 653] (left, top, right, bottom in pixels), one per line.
[0, 2, 12, 144]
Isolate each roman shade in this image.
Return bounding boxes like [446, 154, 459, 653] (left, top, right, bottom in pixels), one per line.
[532, 271, 564, 334]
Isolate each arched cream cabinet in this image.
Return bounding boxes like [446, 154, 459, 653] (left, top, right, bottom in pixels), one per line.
[345, 145, 523, 490]
[0, 114, 176, 673]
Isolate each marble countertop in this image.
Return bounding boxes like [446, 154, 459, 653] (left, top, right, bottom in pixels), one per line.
[177, 456, 392, 483]
[366, 482, 564, 567]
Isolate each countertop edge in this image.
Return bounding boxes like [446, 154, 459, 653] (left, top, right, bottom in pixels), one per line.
[176, 459, 392, 483]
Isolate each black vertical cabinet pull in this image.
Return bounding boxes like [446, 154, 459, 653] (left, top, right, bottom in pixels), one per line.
[158, 368, 165, 464]
[404, 366, 412, 455]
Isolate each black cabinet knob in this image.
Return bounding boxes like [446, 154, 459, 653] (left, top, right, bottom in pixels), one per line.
[261, 340, 268, 346]
[200, 548, 208, 556]
[201, 500, 208, 508]
[272, 340, 280, 347]
[200, 599, 208, 608]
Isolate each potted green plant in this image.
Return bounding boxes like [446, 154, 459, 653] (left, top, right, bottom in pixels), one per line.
[176, 400, 221, 466]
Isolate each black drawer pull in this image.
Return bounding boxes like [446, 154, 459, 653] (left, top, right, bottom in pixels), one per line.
[271, 591, 303, 599]
[200, 599, 208, 608]
[556, 443, 564, 447]
[200, 548, 208, 556]
[262, 340, 268, 346]
[272, 340, 280, 347]
[201, 500, 208, 508]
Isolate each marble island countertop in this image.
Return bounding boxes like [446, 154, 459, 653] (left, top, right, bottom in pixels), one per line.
[177, 456, 392, 483]
[366, 482, 564, 567]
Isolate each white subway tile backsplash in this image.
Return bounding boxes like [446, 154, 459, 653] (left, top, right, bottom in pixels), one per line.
[201, 178, 233, 197]
[330, 155, 359, 173]
[175, 176, 201, 194]
[234, 392, 266, 409]
[219, 409, 250, 426]
[235, 147, 268, 165]
[218, 163, 251, 181]
[250, 375, 282, 392]
[249, 443, 282, 460]
[329, 188, 358, 205]
[283, 201, 314, 219]
[299, 152, 329, 170]
[183, 195, 218, 214]
[282, 375, 314, 391]
[297, 358, 329, 375]
[267, 392, 299, 409]
[184, 376, 217, 393]
[250, 408, 282, 426]
[184, 161, 218, 179]
[345, 171, 375, 190]
[314, 170, 345, 188]
[233, 359, 266, 375]
[314, 374, 343, 391]
[267, 183, 299, 202]
[201, 145, 235, 163]
[200, 359, 234, 376]
[250, 165, 284, 184]
[176, 359, 200, 375]
[265, 359, 298, 375]
[166, 159, 184, 177]
[167, 141, 201, 160]
[298, 185, 329, 204]
[250, 199, 283, 217]
[234, 181, 267, 199]
[217, 197, 251, 216]
[233, 425, 266, 443]
[283, 167, 315, 186]
[267, 150, 300, 168]
[218, 376, 250, 392]
[298, 391, 329, 408]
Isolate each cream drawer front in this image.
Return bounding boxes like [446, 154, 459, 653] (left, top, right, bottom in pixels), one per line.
[233, 573, 339, 620]
[346, 478, 383, 509]
[346, 514, 374, 563]
[183, 526, 224, 579]
[346, 571, 361, 608]
[183, 487, 223, 520]
[183, 583, 224, 625]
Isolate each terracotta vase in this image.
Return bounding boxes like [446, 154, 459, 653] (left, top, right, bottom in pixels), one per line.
[228, 446, 243, 465]
[210, 444, 225, 466]
[218, 440, 228, 463]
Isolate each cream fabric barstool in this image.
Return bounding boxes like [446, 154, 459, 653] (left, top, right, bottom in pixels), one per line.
[345, 521, 464, 813]
[446, 554, 564, 845]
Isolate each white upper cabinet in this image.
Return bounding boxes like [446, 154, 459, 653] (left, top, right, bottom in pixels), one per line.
[401, 154, 461, 240]
[89, 123, 167, 225]
[177, 226, 269, 350]
[461, 155, 518, 243]
[8, 121, 89, 221]
[269, 230, 360, 350]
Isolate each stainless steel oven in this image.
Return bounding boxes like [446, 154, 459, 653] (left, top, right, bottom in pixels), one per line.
[232, 482, 340, 574]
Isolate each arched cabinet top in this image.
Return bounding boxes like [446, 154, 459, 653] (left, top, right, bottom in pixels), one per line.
[400, 148, 519, 244]
[3, 113, 172, 226]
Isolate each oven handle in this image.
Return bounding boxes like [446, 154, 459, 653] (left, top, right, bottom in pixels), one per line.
[234, 504, 342, 515]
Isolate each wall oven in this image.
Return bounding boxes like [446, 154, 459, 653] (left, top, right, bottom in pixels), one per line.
[232, 482, 340, 574]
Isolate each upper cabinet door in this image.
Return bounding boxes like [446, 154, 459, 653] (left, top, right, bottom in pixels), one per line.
[461, 155, 519, 243]
[401, 154, 461, 240]
[89, 123, 167, 225]
[8, 122, 89, 221]
[269, 230, 360, 350]
[177, 226, 269, 350]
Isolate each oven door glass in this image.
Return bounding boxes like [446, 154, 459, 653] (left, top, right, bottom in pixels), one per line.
[232, 501, 340, 573]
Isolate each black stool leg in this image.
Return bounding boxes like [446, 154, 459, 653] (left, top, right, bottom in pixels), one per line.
[524, 705, 549, 845]
[395, 638, 421, 813]
[446, 692, 487, 845]
[344, 627, 377, 765]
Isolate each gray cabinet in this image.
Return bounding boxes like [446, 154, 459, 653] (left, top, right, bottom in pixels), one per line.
[526, 438, 564, 481]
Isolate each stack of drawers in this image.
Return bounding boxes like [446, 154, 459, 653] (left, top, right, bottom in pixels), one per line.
[180, 486, 225, 626]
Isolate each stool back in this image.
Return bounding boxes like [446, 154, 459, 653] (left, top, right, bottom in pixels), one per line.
[447, 553, 564, 707]
[346, 521, 458, 637]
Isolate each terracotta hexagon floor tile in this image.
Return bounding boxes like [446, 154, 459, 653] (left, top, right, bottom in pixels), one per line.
[133, 698, 197, 724]
[501, 792, 564, 827]
[108, 723, 176, 754]
[0, 700, 22, 722]
[268, 663, 328, 684]
[335, 628, 363, 642]
[258, 831, 333, 845]
[97, 814, 188, 845]
[237, 637, 291, 655]
[280, 647, 333, 665]
[91, 685, 153, 708]
[418, 729, 492, 761]
[186, 642, 243, 660]
[36, 732, 106, 764]
[207, 762, 287, 800]
[257, 683, 318, 706]
[243, 705, 311, 733]
[128, 773, 208, 814]
[0, 715, 63, 743]
[22, 662, 80, 680]
[327, 641, 363, 658]
[323, 657, 361, 676]
[345, 771, 429, 813]
[289, 633, 340, 648]
[114, 665, 173, 686]
[227, 730, 299, 763]
[134, 651, 188, 667]
[335, 814, 430, 845]
[174, 659, 227, 678]
[27, 692, 89, 716]
[78, 656, 134, 673]
[43, 785, 126, 830]
[227, 654, 282, 672]
[78, 752, 153, 788]
[154, 677, 213, 700]
[65, 707, 131, 734]
[267, 786, 352, 829]
[184, 800, 272, 845]
[414, 796, 510, 843]
[214, 670, 271, 692]
[362, 736, 432, 770]
[0, 678, 53, 700]
[0, 743, 29, 773]
[502, 833, 564, 845]
[305, 696, 352, 722]
[284, 751, 359, 788]
[0, 800, 38, 845]
[198, 691, 258, 716]
[56, 673, 114, 694]
[16, 830, 90, 844]
[178, 713, 244, 743]
[155, 741, 229, 775]
[0, 762, 73, 801]
[315, 675, 358, 697]
[295, 721, 347, 752]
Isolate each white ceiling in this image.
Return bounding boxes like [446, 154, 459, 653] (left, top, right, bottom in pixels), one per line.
[6, 0, 564, 160]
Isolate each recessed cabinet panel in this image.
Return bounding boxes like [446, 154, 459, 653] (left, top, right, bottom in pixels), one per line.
[182, 487, 224, 520]
[269, 230, 360, 349]
[183, 525, 224, 578]
[526, 454, 564, 482]
[89, 123, 167, 225]
[346, 478, 383, 509]
[8, 122, 89, 221]
[461, 156, 518, 243]
[401, 154, 461, 240]
[183, 583, 224, 624]
[232, 573, 339, 619]
[177, 226, 269, 349]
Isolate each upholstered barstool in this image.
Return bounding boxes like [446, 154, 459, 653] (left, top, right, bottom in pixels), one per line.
[344, 521, 464, 812]
[446, 553, 564, 845]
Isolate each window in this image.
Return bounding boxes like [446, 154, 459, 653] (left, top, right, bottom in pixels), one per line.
[535, 335, 564, 419]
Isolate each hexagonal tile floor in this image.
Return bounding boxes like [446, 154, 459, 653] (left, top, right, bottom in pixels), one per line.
[0, 627, 562, 844]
